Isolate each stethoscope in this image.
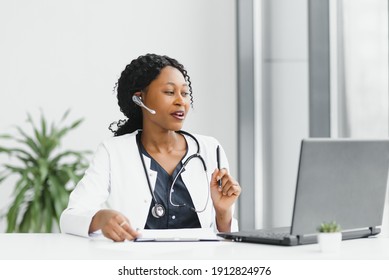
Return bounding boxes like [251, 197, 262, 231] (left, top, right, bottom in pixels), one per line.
[136, 130, 210, 219]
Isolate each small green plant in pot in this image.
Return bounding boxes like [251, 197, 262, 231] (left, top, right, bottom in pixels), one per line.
[317, 221, 342, 253]
[318, 221, 341, 233]
[0, 110, 90, 233]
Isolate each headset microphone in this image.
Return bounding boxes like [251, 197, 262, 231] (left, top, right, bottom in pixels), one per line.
[132, 95, 156, 115]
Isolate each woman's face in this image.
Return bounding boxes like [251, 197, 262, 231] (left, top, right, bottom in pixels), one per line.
[141, 66, 191, 132]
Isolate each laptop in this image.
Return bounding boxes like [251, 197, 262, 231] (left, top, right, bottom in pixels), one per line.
[218, 138, 389, 246]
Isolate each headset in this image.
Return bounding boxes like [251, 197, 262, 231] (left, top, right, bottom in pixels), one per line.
[132, 95, 156, 115]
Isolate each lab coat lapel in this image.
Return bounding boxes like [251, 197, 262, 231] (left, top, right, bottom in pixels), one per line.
[125, 133, 157, 229]
[142, 156, 158, 191]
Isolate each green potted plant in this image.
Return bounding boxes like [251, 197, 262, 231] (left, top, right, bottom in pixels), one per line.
[0, 110, 90, 233]
[317, 221, 342, 252]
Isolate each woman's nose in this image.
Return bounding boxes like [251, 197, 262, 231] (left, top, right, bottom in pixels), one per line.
[174, 93, 186, 104]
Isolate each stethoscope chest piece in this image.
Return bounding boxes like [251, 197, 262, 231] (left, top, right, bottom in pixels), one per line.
[151, 203, 166, 218]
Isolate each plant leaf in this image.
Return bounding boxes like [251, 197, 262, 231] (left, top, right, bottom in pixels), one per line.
[27, 112, 44, 151]
[43, 188, 53, 232]
[19, 203, 32, 233]
[0, 147, 36, 161]
[14, 126, 41, 157]
[3, 164, 25, 174]
[56, 118, 84, 140]
[0, 171, 11, 184]
[0, 134, 13, 139]
[6, 182, 30, 233]
[60, 109, 71, 123]
[37, 158, 49, 184]
[40, 109, 47, 140]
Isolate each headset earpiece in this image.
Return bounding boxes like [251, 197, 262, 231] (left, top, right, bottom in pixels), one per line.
[132, 95, 142, 105]
[132, 95, 156, 115]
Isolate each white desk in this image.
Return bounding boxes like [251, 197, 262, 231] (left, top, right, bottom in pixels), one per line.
[0, 233, 388, 260]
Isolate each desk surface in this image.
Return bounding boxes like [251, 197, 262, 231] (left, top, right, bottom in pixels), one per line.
[1, 233, 388, 260]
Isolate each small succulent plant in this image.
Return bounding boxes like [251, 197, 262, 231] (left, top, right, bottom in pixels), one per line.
[317, 221, 341, 233]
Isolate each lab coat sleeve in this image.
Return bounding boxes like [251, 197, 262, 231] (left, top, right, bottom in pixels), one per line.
[60, 143, 111, 237]
[211, 204, 239, 232]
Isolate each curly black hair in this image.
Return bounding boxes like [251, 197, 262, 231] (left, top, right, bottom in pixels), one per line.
[109, 54, 193, 136]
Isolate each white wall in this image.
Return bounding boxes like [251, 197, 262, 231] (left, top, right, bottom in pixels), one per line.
[0, 0, 237, 232]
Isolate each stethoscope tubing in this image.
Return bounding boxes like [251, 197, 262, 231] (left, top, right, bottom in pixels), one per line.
[136, 130, 209, 218]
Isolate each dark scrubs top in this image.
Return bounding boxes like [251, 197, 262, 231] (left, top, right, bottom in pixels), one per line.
[137, 134, 201, 229]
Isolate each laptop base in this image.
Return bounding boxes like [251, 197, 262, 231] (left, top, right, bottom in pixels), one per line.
[217, 227, 380, 246]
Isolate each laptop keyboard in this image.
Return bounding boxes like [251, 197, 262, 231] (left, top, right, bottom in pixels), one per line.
[253, 231, 291, 240]
[235, 229, 291, 240]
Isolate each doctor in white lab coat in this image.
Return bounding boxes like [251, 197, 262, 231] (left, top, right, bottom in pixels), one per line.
[60, 54, 241, 241]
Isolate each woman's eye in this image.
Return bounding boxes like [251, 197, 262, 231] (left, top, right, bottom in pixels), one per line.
[164, 91, 174, 95]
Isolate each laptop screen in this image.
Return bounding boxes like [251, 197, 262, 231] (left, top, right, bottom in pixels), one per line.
[290, 139, 389, 236]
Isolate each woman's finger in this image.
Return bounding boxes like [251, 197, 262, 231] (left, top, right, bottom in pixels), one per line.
[226, 184, 241, 196]
[103, 228, 124, 242]
[119, 221, 140, 240]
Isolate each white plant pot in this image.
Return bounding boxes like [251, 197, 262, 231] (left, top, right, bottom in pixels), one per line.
[318, 232, 342, 253]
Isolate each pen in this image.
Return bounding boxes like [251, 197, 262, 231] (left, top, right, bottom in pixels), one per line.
[216, 146, 222, 188]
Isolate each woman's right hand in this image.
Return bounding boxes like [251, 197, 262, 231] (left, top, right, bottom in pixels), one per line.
[89, 209, 140, 242]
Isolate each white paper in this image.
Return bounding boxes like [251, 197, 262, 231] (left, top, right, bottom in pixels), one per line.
[134, 228, 221, 242]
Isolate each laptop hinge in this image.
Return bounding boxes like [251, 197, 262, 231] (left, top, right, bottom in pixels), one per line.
[370, 226, 381, 235]
[296, 235, 305, 245]
[296, 234, 317, 245]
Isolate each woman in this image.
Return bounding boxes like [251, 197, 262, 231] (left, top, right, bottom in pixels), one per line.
[60, 54, 241, 241]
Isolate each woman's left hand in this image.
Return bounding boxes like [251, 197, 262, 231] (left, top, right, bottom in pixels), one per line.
[210, 168, 241, 232]
[211, 168, 241, 210]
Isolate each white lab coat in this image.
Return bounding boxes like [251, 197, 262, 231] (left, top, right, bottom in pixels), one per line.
[60, 130, 238, 237]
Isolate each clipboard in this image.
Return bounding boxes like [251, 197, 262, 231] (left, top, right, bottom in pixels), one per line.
[133, 228, 222, 242]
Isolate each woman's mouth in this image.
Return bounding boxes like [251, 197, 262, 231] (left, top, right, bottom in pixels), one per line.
[171, 111, 185, 120]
